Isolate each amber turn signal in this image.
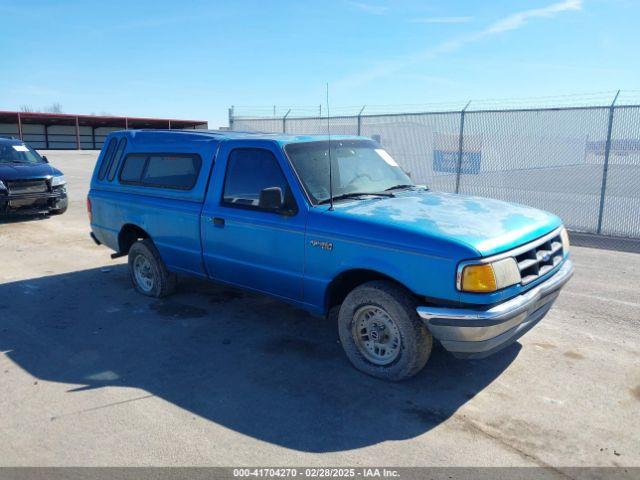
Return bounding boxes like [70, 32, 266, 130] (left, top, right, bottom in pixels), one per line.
[461, 264, 498, 292]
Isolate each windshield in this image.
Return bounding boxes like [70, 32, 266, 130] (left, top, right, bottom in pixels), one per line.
[285, 140, 413, 204]
[0, 142, 45, 164]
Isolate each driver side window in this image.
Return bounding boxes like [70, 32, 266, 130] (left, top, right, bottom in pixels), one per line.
[222, 148, 297, 214]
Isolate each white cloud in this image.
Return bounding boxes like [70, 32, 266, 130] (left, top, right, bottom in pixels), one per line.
[336, 0, 583, 89]
[484, 0, 581, 34]
[348, 1, 389, 15]
[410, 16, 473, 24]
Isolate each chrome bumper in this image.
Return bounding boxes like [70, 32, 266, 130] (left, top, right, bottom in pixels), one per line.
[417, 259, 574, 359]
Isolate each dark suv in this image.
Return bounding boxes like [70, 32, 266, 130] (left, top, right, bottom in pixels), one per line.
[0, 137, 68, 216]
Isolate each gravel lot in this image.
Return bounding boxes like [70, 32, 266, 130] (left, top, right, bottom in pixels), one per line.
[0, 151, 638, 468]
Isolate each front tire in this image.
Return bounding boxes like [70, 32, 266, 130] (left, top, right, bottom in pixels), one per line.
[128, 239, 177, 298]
[338, 280, 432, 381]
[49, 205, 67, 215]
[50, 198, 68, 215]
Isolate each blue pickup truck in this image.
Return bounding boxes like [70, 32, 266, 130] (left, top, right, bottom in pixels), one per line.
[89, 130, 573, 380]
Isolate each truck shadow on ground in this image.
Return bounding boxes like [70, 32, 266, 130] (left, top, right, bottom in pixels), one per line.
[0, 265, 519, 453]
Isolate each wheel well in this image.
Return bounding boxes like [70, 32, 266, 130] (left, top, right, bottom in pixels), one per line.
[325, 269, 407, 313]
[118, 224, 149, 255]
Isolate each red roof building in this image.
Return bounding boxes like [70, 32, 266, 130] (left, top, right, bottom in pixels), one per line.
[0, 110, 208, 150]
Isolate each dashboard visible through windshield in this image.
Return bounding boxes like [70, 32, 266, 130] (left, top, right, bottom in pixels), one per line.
[0, 142, 45, 164]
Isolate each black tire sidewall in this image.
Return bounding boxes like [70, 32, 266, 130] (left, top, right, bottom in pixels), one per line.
[128, 241, 163, 297]
[50, 205, 68, 215]
[338, 281, 432, 381]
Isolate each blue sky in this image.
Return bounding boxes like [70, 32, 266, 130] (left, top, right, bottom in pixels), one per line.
[0, 0, 637, 127]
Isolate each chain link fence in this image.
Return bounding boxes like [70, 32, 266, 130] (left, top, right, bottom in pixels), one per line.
[229, 95, 640, 243]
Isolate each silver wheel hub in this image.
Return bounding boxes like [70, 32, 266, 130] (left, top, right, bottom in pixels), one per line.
[133, 254, 154, 292]
[352, 305, 401, 366]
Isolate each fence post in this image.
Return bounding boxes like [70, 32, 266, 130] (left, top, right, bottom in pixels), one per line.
[357, 105, 366, 136]
[454, 101, 471, 193]
[17, 112, 23, 140]
[596, 90, 620, 234]
[228, 106, 234, 131]
[282, 109, 291, 134]
[75, 116, 81, 150]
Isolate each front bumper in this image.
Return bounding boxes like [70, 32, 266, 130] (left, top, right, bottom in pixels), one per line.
[0, 190, 67, 215]
[417, 259, 574, 359]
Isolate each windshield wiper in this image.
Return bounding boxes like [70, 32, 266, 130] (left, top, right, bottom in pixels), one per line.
[385, 184, 431, 192]
[319, 192, 395, 205]
[384, 184, 415, 191]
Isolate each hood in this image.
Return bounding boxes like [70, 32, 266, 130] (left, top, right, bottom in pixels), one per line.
[326, 190, 562, 257]
[0, 162, 61, 181]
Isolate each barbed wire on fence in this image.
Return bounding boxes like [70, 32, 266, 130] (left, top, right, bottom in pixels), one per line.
[229, 90, 640, 120]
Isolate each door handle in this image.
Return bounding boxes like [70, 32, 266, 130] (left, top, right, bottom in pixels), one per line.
[212, 217, 225, 227]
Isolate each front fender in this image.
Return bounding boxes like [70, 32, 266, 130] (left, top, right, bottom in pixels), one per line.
[302, 233, 458, 312]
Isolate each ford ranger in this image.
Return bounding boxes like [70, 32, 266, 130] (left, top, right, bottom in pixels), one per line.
[88, 130, 573, 381]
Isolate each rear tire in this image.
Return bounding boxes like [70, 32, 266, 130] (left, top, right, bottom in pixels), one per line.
[128, 239, 177, 298]
[338, 280, 432, 381]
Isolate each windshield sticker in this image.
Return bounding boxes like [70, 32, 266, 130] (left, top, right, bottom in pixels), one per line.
[12, 145, 29, 152]
[375, 149, 399, 167]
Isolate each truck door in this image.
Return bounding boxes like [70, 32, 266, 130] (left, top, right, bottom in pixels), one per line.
[201, 141, 307, 301]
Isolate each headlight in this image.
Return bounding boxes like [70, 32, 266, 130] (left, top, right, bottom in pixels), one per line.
[560, 226, 570, 255]
[51, 175, 66, 187]
[0, 180, 6, 190]
[458, 257, 521, 293]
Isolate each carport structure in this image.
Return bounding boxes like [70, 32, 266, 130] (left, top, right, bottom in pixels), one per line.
[0, 111, 208, 150]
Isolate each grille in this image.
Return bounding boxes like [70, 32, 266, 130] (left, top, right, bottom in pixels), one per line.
[7, 179, 49, 195]
[515, 232, 564, 285]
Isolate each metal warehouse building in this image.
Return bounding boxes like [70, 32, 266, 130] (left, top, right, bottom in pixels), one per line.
[0, 111, 208, 150]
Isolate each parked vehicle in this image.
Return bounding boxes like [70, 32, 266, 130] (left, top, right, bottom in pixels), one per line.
[0, 137, 68, 216]
[89, 130, 573, 380]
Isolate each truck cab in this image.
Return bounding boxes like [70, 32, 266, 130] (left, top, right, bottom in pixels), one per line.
[89, 129, 573, 380]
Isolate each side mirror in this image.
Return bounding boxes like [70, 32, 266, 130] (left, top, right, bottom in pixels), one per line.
[259, 186, 284, 211]
[42, 155, 49, 163]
